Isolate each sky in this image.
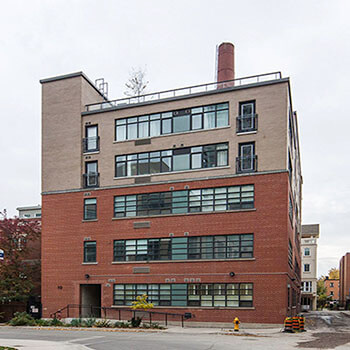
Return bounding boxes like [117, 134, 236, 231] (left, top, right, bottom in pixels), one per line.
[0, 0, 349, 277]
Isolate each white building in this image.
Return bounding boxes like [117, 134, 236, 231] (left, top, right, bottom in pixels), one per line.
[301, 224, 320, 311]
[16, 205, 42, 219]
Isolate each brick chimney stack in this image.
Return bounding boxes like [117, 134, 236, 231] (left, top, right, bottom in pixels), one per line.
[217, 42, 235, 83]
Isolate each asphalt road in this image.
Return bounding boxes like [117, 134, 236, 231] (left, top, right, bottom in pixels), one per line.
[1, 311, 350, 350]
[0, 326, 321, 350]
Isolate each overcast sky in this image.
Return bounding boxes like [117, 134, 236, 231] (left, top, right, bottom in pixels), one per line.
[0, 0, 349, 277]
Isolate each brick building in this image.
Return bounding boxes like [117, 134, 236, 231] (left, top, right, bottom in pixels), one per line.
[339, 252, 350, 309]
[324, 277, 339, 302]
[40, 43, 302, 325]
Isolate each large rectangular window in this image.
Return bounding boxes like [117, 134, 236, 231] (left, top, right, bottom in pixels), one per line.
[84, 198, 97, 220]
[113, 234, 253, 262]
[114, 184, 254, 218]
[115, 103, 229, 141]
[237, 101, 257, 133]
[115, 143, 228, 177]
[113, 283, 253, 307]
[237, 142, 256, 173]
[83, 125, 99, 152]
[84, 241, 96, 262]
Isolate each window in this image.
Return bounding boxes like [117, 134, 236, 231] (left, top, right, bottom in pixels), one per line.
[304, 264, 310, 272]
[114, 184, 254, 218]
[289, 196, 293, 222]
[84, 161, 99, 188]
[330, 291, 334, 296]
[113, 283, 253, 307]
[330, 282, 334, 288]
[115, 143, 228, 177]
[237, 143, 256, 173]
[113, 234, 253, 262]
[301, 281, 312, 293]
[84, 198, 97, 220]
[84, 125, 99, 152]
[237, 101, 257, 132]
[288, 240, 293, 267]
[84, 241, 96, 262]
[115, 103, 229, 141]
[304, 248, 310, 256]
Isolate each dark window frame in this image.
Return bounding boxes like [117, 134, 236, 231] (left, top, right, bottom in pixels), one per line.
[236, 142, 257, 173]
[84, 198, 97, 220]
[84, 241, 97, 262]
[114, 184, 254, 218]
[115, 103, 229, 141]
[113, 283, 253, 307]
[84, 161, 99, 188]
[237, 100, 257, 133]
[115, 143, 228, 177]
[113, 234, 253, 262]
[83, 125, 99, 153]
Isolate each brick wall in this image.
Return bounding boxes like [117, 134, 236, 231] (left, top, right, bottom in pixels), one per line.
[41, 171, 300, 324]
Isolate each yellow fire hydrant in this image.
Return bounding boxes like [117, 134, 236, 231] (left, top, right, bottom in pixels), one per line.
[233, 317, 240, 332]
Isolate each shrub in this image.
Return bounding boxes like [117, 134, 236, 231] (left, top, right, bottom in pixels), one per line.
[130, 317, 142, 328]
[35, 319, 51, 327]
[83, 318, 96, 327]
[8, 312, 36, 326]
[94, 319, 111, 328]
[113, 321, 130, 328]
[50, 318, 64, 327]
[70, 318, 83, 327]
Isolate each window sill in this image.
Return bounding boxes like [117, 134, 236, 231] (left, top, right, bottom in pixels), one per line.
[82, 262, 98, 265]
[113, 165, 231, 180]
[113, 125, 232, 144]
[82, 219, 98, 223]
[83, 151, 100, 155]
[110, 305, 255, 310]
[236, 130, 257, 136]
[112, 208, 256, 221]
[112, 258, 255, 264]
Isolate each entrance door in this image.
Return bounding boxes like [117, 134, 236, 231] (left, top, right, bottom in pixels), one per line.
[80, 284, 101, 318]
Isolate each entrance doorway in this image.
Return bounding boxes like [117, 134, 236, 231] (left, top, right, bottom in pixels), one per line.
[80, 284, 101, 318]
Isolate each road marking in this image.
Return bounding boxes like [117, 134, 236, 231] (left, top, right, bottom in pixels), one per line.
[69, 335, 105, 343]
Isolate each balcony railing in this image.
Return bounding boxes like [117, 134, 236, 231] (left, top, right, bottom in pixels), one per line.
[83, 136, 100, 153]
[236, 155, 258, 173]
[236, 114, 258, 133]
[83, 172, 99, 188]
[85, 72, 282, 112]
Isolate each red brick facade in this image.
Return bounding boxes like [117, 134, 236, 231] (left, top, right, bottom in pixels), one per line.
[42, 171, 301, 324]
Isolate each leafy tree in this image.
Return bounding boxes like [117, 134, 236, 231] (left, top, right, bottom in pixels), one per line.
[124, 67, 149, 97]
[328, 267, 339, 279]
[0, 210, 41, 302]
[317, 277, 330, 309]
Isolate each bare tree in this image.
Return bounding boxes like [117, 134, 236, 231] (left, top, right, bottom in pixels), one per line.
[124, 67, 149, 97]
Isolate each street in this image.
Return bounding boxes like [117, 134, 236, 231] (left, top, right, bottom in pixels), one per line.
[0, 311, 349, 350]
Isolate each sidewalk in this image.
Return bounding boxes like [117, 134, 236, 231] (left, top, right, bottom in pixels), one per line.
[0, 339, 89, 350]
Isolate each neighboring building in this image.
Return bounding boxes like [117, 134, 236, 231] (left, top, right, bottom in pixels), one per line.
[40, 42, 302, 325]
[339, 253, 350, 309]
[300, 224, 319, 311]
[324, 277, 339, 302]
[17, 205, 42, 219]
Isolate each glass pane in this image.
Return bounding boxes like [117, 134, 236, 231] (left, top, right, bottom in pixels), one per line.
[128, 123, 137, 139]
[162, 119, 172, 134]
[173, 115, 190, 133]
[191, 153, 202, 169]
[150, 120, 161, 137]
[173, 154, 190, 171]
[116, 125, 126, 141]
[216, 110, 229, 127]
[204, 112, 216, 129]
[139, 122, 149, 138]
[116, 162, 126, 177]
[192, 114, 202, 130]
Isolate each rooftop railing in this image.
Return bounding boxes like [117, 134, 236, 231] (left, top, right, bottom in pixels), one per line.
[85, 71, 282, 112]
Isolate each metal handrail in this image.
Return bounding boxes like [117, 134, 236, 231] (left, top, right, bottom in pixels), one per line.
[50, 304, 191, 327]
[85, 72, 282, 112]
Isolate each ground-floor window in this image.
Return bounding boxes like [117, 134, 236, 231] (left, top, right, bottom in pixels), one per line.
[113, 283, 253, 307]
